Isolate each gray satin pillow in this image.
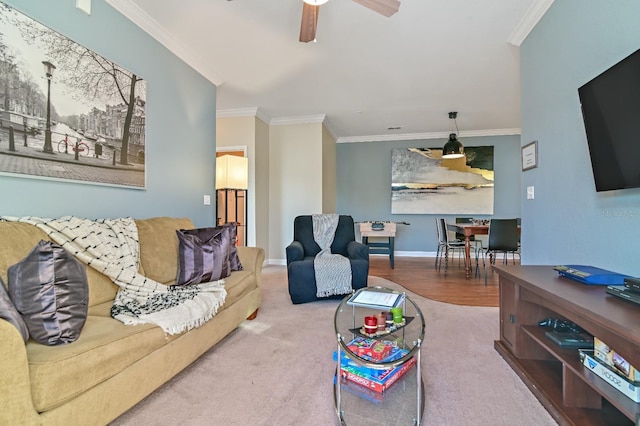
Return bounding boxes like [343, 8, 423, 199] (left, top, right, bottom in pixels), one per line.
[0, 277, 29, 343]
[175, 226, 230, 286]
[8, 240, 88, 346]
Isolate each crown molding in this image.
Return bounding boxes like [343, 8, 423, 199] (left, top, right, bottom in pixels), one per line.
[215, 111, 325, 127]
[270, 115, 326, 126]
[216, 109, 338, 139]
[323, 119, 338, 141]
[105, 0, 223, 85]
[336, 128, 521, 143]
[507, 0, 555, 46]
[216, 108, 258, 118]
[215, 108, 520, 142]
[216, 108, 271, 124]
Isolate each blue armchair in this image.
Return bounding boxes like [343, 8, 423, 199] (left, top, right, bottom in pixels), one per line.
[286, 215, 369, 304]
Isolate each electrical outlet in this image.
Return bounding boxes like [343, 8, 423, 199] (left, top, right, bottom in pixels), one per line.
[203, 195, 211, 205]
[526, 186, 535, 200]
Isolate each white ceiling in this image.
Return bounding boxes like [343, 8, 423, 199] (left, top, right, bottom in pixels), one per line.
[106, 0, 554, 142]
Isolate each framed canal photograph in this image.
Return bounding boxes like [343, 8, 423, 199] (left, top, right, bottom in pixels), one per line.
[0, 2, 147, 188]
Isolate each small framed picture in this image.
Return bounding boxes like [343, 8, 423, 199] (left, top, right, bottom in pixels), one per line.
[521, 140, 538, 171]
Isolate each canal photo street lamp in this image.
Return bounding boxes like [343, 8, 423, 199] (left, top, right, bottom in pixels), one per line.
[42, 60, 56, 153]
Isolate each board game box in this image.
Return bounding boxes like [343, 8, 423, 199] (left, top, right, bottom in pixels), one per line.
[334, 346, 409, 379]
[339, 355, 417, 393]
[580, 349, 640, 402]
[346, 337, 396, 362]
[593, 337, 640, 383]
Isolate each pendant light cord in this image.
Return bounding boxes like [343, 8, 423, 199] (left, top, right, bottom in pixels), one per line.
[448, 111, 459, 136]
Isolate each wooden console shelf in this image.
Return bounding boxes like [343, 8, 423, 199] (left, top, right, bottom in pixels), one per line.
[494, 265, 640, 426]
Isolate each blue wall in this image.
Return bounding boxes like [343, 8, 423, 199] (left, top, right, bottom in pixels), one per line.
[520, 0, 640, 275]
[0, 0, 217, 227]
[336, 135, 521, 252]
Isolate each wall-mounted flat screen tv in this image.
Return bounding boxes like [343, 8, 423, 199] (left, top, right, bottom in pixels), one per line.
[578, 47, 640, 192]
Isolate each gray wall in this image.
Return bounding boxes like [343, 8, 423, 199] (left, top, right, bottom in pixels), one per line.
[336, 135, 522, 252]
[0, 0, 217, 227]
[520, 0, 640, 276]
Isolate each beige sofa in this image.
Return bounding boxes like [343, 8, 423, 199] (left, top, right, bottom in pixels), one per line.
[0, 217, 264, 426]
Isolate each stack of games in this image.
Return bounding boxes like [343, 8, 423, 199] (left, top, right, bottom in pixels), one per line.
[336, 338, 416, 394]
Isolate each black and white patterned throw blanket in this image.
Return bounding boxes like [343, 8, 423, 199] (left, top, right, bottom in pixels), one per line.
[1, 216, 226, 335]
[312, 214, 352, 297]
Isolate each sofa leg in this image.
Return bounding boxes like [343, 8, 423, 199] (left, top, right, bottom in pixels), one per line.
[247, 309, 259, 320]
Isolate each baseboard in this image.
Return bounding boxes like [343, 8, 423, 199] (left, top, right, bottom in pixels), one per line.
[394, 251, 436, 258]
[267, 252, 520, 265]
[267, 251, 439, 265]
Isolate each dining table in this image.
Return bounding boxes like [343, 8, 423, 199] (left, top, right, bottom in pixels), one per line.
[446, 223, 490, 278]
[446, 222, 521, 279]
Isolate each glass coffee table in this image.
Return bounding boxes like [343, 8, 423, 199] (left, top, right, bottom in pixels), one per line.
[334, 286, 425, 425]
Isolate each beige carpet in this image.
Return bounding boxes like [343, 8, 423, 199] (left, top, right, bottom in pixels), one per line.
[110, 265, 557, 426]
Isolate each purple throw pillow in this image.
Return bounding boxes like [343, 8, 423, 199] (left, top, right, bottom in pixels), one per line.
[221, 223, 243, 271]
[175, 226, 231, 286]
[8, 240, 88, 346]
[0, 276, 29, 343]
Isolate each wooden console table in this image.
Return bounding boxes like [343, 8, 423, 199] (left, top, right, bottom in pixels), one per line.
[494, 265, 640, 426]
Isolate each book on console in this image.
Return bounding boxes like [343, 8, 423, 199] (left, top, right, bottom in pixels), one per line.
[553, 265, 630, 285]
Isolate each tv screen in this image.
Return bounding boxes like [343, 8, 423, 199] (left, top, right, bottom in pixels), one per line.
[578, 48, 640, 192]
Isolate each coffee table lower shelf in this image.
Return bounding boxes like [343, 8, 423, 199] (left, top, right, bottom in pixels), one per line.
[333, 364, 425, 426]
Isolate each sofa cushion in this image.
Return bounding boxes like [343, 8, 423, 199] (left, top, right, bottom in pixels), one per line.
[27, 315, 166, 412]
[85, 266, 119, 308]
[221, 269, 257, 308]
[175, 227, 230, 285]
[136, 217, 195, 284]
[8, 240, 89, 346]
[0, 276, 29, 342]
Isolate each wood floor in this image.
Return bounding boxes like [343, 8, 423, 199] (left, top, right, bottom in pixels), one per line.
[368, 255, 515, 307]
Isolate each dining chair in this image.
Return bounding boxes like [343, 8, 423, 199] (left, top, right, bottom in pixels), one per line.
[435, 218, 468, 275]
[480, 218, 520, 284]
[516, 217, 522, 254]
[455, 217, 484, 254]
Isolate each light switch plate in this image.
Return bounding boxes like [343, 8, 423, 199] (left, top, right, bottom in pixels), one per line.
[203, 195, 211, 205]
[526, 186, 535, 200]
[76, 0, 91, 15]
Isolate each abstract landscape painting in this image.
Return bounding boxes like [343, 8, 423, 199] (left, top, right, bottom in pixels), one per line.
[391, 146, 494, 214]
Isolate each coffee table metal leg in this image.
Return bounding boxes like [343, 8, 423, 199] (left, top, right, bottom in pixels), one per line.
[416, 343, 422, 425]
[336, 339, 342, 422]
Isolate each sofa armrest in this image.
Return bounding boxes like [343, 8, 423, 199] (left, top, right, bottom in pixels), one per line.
[347, 240, 369, 261]
[285, 241, 304, 264]
[0, 320, 39, 424]
[236, 246, 265, 286]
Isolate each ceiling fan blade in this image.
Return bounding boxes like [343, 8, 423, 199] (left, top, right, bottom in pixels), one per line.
[352, 0, 401, 17]
[299, 3, 319, 43]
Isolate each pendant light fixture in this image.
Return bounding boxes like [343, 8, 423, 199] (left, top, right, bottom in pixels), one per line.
[442, 111, 465, 159]
[303, 0, 329, 5]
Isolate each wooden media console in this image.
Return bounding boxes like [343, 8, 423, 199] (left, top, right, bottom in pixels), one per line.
[494, 265, 640, 425]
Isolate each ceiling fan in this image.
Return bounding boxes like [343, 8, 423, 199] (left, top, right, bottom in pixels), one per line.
[299, 0, 401, 43]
